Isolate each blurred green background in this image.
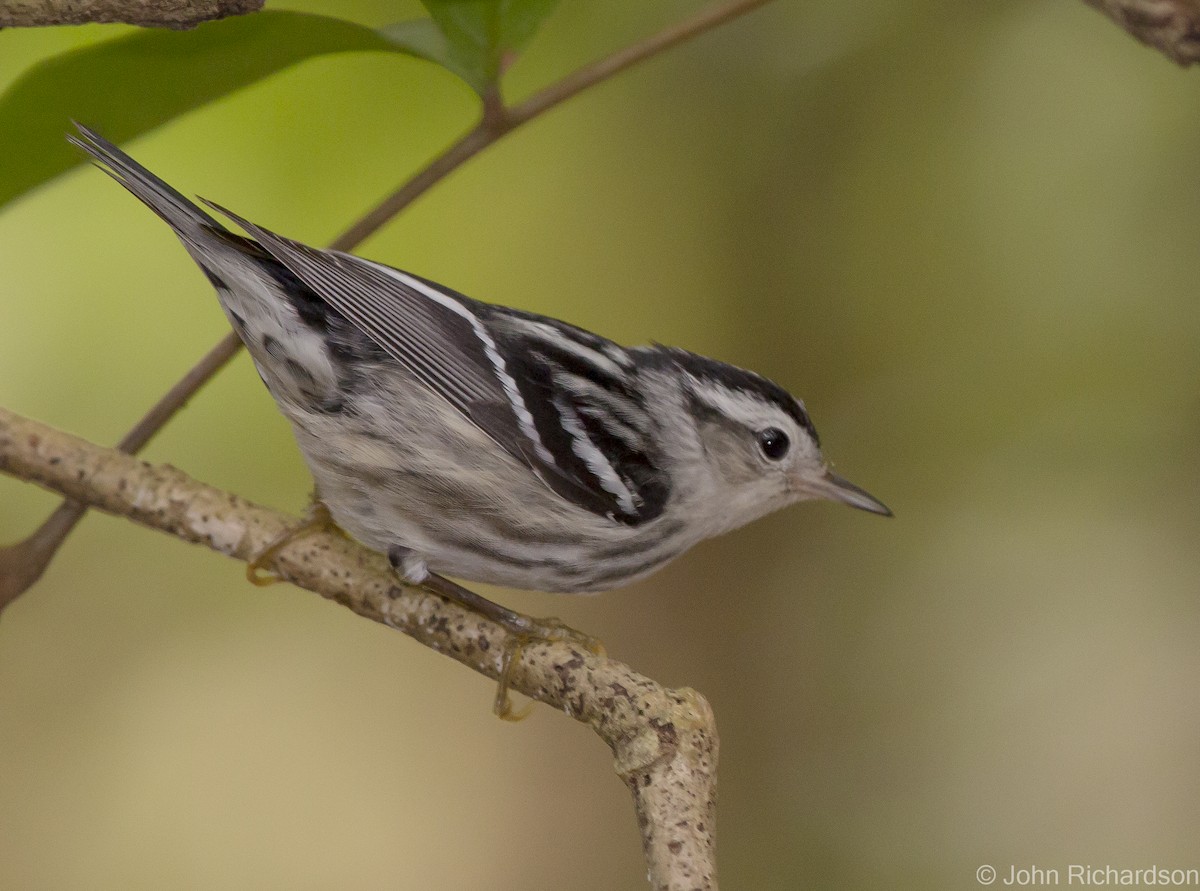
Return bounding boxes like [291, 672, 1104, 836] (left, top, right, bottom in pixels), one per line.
[3, 1, 1200, 888]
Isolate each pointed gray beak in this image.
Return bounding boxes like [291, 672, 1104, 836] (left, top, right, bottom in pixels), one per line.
[817, 471, 893, 517]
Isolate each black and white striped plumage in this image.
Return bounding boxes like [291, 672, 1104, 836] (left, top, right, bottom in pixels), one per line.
[71, 124, 889, 594]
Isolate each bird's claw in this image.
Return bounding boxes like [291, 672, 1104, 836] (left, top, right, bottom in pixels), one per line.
[494, 617, 605, 721]
[246, 500, 339, 586]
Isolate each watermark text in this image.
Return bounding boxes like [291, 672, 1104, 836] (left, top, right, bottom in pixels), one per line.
[976, 864, 1200, 886]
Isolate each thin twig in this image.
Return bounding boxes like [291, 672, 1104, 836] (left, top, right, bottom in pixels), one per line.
[0, 331, 243, 610]
[326, 125, 493, 252]
[508, 0, 776, 125]
[0, 406, 720, 891]
[338, 0, 776, 247]
[0, 0, 777, 611]
[117, 330, 244, 453]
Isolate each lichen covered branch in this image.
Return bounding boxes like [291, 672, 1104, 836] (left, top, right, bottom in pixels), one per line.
[1083, 0, 1200, 64]
[0, 0, 261, 28]
[0, 405, 719, 891]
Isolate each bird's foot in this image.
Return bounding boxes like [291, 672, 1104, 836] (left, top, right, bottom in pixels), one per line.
[494, 616, 605, 721]
[410, 569, 604, 721]
[246, 500, 341, 586]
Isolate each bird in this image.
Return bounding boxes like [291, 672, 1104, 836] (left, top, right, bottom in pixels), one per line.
[69, 123, 890, 656]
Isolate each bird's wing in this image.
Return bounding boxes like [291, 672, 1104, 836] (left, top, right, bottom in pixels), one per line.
[491, 310, 670, 525]
[203, 201, 667, 525]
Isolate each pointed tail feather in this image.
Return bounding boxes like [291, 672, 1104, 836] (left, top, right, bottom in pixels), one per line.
[68, 122, 224, 238]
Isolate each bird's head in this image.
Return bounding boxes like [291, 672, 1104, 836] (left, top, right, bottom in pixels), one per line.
[659, 349, 891, 531]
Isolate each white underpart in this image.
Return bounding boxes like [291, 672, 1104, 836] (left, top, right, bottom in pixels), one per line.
[399, 553, 429, 584]
[363, 260, 556, 466]
[192, 244, 340, 400]
[552, 395, 636, 514]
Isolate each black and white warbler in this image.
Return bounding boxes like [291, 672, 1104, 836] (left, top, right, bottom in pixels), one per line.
[71, 124, 889, 623]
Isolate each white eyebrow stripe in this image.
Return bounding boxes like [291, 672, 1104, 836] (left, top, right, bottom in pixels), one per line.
[687, 376, 780, 428]
[360, 259, 556, 467]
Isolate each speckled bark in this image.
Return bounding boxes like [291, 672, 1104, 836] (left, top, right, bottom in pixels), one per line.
[0, 0, 261, 28]
[0, 406, 719, 891]
[1083, 0, 1200, 64]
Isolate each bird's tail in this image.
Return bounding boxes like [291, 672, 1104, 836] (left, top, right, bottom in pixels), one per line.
[68, 122, 225, 239]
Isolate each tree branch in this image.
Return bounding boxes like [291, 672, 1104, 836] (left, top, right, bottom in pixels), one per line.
[0, 405, 719, 891]
[1083, 0, 1200, 65]
[0, 0, 262, 29]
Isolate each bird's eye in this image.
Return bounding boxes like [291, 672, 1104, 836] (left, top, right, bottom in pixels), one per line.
[757, 427, 790, 460]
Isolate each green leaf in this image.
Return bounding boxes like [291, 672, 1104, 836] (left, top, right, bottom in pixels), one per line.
[376, 18, 479, 88]
[415, 0, 562, 94]
[0, 11, 423, 213]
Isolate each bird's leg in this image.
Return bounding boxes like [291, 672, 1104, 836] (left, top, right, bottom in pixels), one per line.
[388, 547, 604, 721]
[423, 575, 606, 721]
[247, 497, 341, 586]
